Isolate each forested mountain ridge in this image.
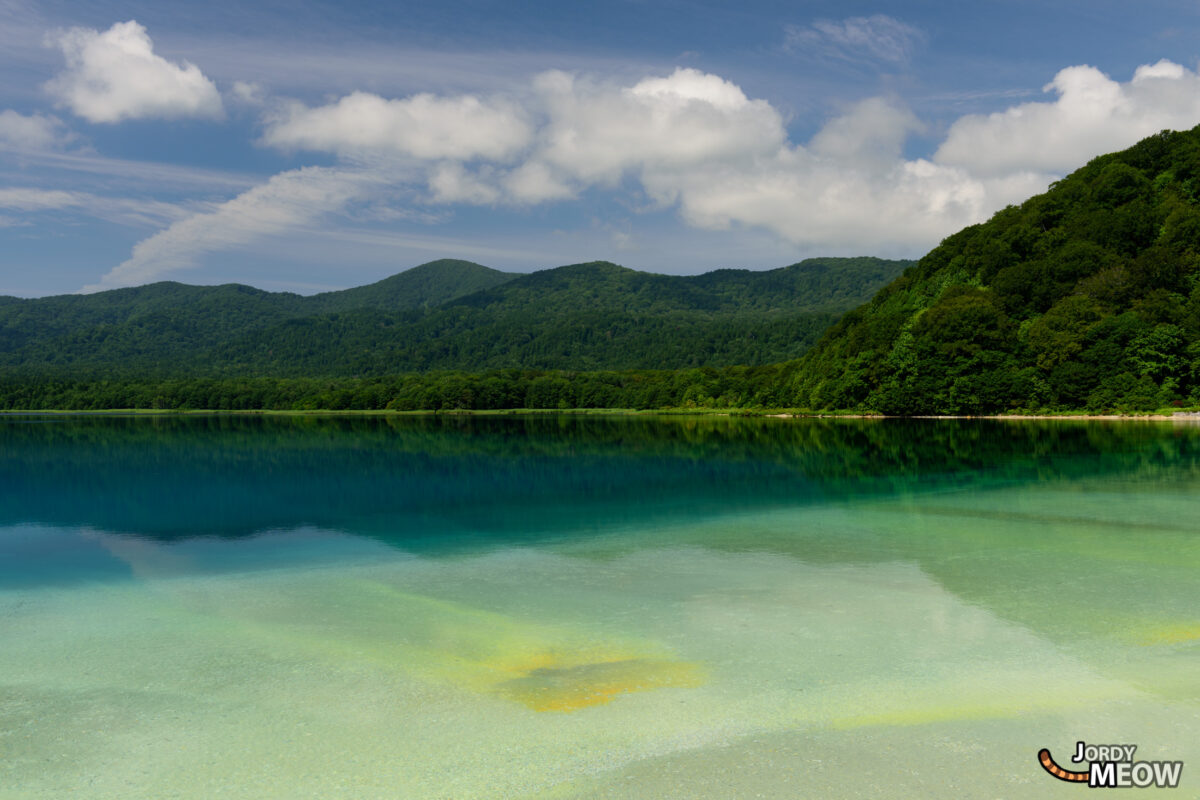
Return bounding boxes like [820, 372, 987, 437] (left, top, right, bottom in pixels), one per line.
[206, 257, 910, 374]
[447, 257, 903, 315]
[309, 259, 519, 312]
[0, 259, 517, 373]
[0, 256, 910, 377]
[784, 126, 1200, 414]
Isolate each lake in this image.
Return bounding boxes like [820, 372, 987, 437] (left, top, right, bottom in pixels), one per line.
[1, 414, 1197, 798]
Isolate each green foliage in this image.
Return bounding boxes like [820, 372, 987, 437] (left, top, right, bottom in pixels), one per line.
[310, 259, 519, 312]
[791, 125, 1200, 413]
[0, 366, 793, 412]
[0, 257, 909, 379]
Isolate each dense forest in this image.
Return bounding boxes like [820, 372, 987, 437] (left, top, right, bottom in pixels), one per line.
[0, 367, 790, 411]
[0, 257, 908, 377]
[784, 125, 1200, 414]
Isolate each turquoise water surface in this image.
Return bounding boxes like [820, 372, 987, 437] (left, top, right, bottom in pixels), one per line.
[1, 415, 1197, 798]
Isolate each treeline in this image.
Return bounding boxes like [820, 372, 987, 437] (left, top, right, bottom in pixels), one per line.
[0, 365, 793, 412]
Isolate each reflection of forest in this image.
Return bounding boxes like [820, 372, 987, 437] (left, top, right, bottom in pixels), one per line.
[1, 414, 1198, 545]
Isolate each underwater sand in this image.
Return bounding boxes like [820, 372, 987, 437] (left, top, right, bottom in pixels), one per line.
[0, 415, 1197, 798]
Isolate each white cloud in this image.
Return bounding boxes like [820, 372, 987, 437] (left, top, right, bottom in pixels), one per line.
[659, 149, 1047, 253]
[87, 167, 384, 291]
[503, 160, 573, 203]
[0, 186, 191, 227]
[531, 68, 785, 188]
[99, 58, 1200, 289]
[808, 97, 922, 166]
[786, 15, 925, 64]
[626, 96, 1047, 253]
[428, 162, 500, 204]
[0, 110, 71, 149]
[262, 90, 531, 160]
[935, 60, 1200, 176]
[46, 20, 223, 123]
[230, 80, 265, 106]
[0, 187, 78, 210]
[418, 78, 1042, 253]
[10, 149, 257, 192]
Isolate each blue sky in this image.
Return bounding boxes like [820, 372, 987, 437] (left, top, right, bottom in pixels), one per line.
[3, 0, 1200, 296]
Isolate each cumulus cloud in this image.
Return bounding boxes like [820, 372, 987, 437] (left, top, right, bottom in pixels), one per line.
[786, 15, 925, 64]
[428, 162, 500, 204]
[659, 149, 1047, 252]
[529, 68, 785, 192]
[46, 20, 223, 123]
[808, 97, 923, 166]
[86, 167, 385, 291]
[107, 58, 1200, 288]
[503, 160, 573, 203]
[936, 59, 1200, 176]
[414, 77, 1043, 252]
[0, 110, 72, 149]
[622, 95, 1046, 252]
[262, 90, 531, 160]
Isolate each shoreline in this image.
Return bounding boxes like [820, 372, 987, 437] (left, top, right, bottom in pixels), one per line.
[2, 408, 1199, 422]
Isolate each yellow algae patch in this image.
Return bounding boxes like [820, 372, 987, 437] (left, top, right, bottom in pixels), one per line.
[495, 658, 704, 712]
[1136, 623, 1200, 646]
[200, 577, 706, 710]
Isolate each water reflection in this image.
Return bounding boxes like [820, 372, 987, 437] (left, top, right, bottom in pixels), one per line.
[2, 414, 1198, 798]
[2, 413, 1197, 545]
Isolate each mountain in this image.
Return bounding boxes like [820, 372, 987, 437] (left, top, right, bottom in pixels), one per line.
[786, 126, 1200, 414]
[0, 257, 910, 378]
[309, 259, 519, 312]
[0, 259, 520, 375]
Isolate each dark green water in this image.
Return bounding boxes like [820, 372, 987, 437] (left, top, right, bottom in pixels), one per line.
[1, 415, 1197, 798]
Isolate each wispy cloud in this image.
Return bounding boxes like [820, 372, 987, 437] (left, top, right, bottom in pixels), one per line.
[0, 187, 79, 210]
[0, 109, 73, 149]
[85, 166, 389, 291]
[170, 34, 664, 97]
[922, 88, 1039, 104]
[0, 185, 192, 227]
[1, 148, 260, 192]
[0, 0, 50, 59]
[785, 15, 926, 65]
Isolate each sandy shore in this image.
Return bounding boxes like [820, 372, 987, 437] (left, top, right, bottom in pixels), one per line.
[769, 412, 1200, 421]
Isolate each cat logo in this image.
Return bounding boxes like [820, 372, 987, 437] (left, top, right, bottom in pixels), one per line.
[1038, 742, 1183, 789]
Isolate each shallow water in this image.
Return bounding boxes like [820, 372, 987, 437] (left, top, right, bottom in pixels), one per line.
[1, 415, 1197, 798]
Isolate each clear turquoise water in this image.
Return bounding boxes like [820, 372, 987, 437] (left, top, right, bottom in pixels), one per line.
[1, 415, 1197, 798]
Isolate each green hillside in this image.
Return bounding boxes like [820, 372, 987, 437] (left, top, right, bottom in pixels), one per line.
[0, 259, 519, 373]
[786, 126, 1200, 414]
[0, 256, 909, 378]
[209, 257, 907, 374]
[309, 259, 519, 312]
